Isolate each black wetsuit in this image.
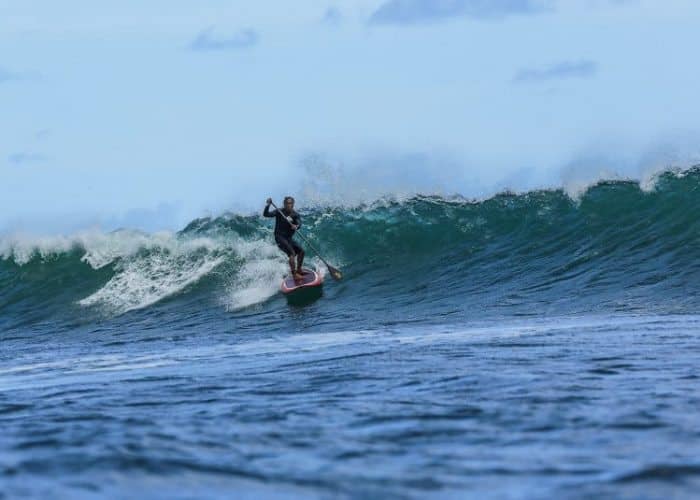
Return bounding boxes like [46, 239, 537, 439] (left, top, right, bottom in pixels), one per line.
[263, 204, 303, 257]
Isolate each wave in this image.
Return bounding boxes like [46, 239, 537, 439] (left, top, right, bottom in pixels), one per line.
[2, 167, 700, 325]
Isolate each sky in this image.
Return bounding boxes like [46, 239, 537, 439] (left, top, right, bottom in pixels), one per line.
[1, 0, 700, 232]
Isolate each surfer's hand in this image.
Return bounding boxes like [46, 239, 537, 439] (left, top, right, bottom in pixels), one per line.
[266, 198, 272, 205]
[291, 224, 298, 230]
[286, 216, 293, 223]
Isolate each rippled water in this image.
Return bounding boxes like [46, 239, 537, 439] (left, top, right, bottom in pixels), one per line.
[2, 314, 699, 498]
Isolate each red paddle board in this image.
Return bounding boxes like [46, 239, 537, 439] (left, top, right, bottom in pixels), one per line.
[280, 268, 323, 294]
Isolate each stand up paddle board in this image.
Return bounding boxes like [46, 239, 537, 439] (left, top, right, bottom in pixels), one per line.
[281, 268, 323, 295]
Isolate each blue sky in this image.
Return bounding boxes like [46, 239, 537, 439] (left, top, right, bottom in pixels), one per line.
[2, 0, 699, 232]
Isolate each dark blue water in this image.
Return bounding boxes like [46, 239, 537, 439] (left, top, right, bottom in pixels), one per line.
[2, 170, 700, 498]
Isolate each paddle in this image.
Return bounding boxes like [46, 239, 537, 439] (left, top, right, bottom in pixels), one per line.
[269, 200, 343, 281]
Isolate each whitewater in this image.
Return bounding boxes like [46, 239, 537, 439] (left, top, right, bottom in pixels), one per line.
[2, 168, 700, 498]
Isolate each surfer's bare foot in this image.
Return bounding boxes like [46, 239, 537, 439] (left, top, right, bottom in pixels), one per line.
[293, 272, 304, 281]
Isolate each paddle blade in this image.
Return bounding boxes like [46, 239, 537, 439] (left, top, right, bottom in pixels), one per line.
[327, 264, 343, 281]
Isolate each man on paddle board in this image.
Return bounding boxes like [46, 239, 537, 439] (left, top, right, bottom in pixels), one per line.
[264, 197, 305, 280]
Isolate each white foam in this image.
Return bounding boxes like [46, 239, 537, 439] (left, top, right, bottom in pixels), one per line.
[0, 229, 213, 268]
[76, 233, 298, 314]
[224, 239, 285, 311]
[0, 233, 78, 265]
[78, 249, 225, 314]
[0, 229, 234, 314]
[0, 226, 305, 314]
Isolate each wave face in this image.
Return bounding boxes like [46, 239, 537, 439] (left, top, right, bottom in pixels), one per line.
[2, 168, 700, 331]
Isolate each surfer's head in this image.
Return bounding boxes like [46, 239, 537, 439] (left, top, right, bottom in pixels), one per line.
[284, 196, 295, 211]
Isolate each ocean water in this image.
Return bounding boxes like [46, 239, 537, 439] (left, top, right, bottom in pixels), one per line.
[2, 169, 700, 498]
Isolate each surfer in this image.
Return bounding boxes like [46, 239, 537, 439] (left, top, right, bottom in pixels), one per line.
[264, 196, 305, 280]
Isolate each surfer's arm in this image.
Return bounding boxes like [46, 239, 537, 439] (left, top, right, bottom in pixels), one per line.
[291, 213, 301, 230]
[263, 205, 276, 217]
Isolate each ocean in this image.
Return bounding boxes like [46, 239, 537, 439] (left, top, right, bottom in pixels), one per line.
[2, 168, 700, 498]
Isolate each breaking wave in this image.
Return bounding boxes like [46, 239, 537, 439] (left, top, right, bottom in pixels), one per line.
[2, 167, 700, 326]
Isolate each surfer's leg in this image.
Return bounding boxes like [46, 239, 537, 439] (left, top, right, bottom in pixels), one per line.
[296, 251, 304, 273]
[276, 235, 299, 277]
[292, 241, 304, 272]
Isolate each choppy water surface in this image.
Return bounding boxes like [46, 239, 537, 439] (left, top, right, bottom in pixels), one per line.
[2, 170, 700, 498]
